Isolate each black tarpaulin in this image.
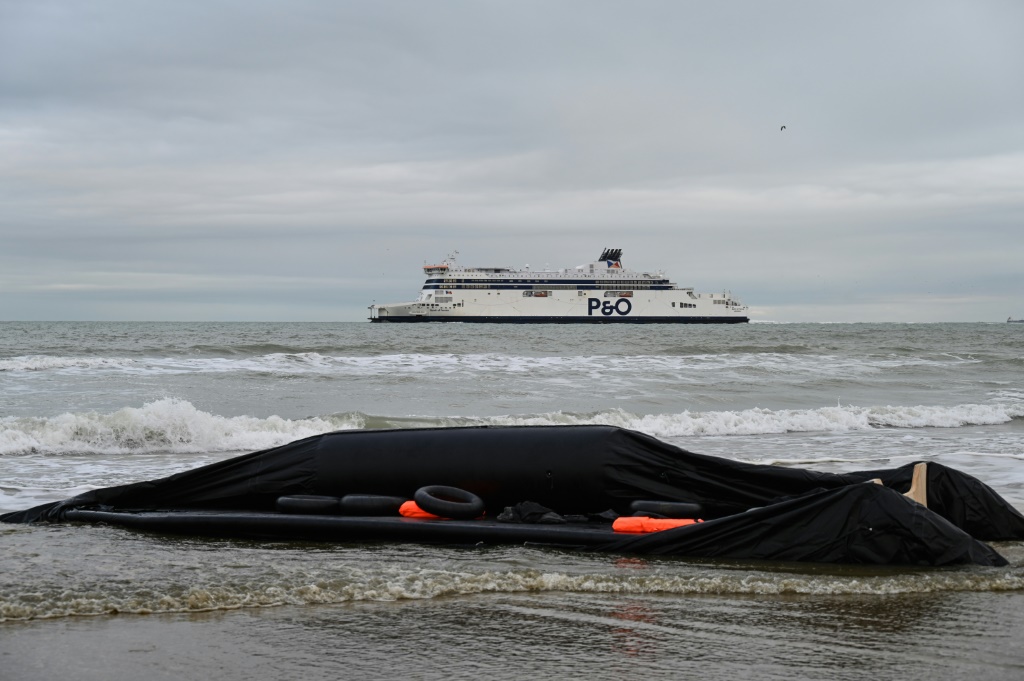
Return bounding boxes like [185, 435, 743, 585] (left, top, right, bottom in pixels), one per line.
[596, 482, 1009, 566]
[4, 425, 1023, 565]
[1, 434, 321, 523]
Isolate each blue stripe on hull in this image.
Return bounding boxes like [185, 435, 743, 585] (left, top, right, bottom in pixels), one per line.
[371, 316, 749, 324]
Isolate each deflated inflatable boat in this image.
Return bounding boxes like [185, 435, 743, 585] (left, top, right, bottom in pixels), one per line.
[5, 425, 1024, 566]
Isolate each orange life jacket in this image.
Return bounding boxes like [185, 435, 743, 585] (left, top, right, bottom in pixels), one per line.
[612, 516, 702, 533]
[399, 500, 442, 519]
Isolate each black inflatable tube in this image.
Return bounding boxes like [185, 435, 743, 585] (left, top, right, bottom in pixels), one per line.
[630, 500, 703, 518]
[276, 495, 341, 515]
[63, 509, 618, 546]
[340, 494, 407, 516]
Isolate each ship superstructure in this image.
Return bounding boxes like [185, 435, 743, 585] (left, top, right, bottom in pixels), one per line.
[368, 249, 749, 323]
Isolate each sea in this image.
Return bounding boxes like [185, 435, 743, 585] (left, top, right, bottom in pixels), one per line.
[2, 321, 1023, 680]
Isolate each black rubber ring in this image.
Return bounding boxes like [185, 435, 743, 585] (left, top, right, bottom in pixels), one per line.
[414, 485, 485, 520]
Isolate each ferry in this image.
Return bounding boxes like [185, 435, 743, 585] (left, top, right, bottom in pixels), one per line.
[368, 249, 749, 323]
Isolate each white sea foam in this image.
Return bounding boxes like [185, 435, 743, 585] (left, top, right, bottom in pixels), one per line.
[0, 398, 362, 456]
[4, 563, 1023, 622]
[1, 399, 1020, 456]
[0, 350, 979, 378]
[0, 356, 137, 372]
[465, 402, 1024, 438]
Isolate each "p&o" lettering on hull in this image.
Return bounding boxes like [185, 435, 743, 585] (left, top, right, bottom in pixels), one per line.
[587, 298, 632, 316]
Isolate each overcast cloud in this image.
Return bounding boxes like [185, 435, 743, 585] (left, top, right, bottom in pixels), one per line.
[2, 0, 1022, 322]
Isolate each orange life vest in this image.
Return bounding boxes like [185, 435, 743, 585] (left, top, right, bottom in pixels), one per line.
[612, 516, 702, 533]
[399, 500, 442, 519]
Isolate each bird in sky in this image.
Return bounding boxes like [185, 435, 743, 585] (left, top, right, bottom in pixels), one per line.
[780, 125, 786, 130]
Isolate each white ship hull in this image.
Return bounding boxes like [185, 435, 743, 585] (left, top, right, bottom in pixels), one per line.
[369, 250, 749, 324]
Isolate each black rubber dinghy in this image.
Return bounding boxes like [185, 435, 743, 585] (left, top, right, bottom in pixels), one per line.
[5, 425, 1024, 566]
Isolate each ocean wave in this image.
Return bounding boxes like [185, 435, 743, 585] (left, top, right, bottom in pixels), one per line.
[3, 561, 1022, 622]
[1, 399, 1021, 456]
[0, 356, 137, 372]
[629, 402, 1024, 437]
[374, 403, 1024, 437]
[0, 399, 362, 456]
[0, 350, 981, 378]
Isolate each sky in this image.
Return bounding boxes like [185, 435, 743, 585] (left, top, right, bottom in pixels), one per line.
[1, 0, 1022, 322]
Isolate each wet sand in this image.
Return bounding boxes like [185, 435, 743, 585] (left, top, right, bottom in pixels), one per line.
[5, 587, 1024, 681]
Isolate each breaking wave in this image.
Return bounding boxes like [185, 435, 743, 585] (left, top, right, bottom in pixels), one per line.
[0, 399, 361, 456]
[1, 398, 1022, 456]
[0, 356, 137, 372]
[0, 350, 984, 378]
[3, 558, 1023, 622]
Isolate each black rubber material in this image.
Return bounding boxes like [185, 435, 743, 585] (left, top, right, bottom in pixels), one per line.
[275, 495, 341, 515]
[63, 509, 618, 546]
[414, 485, 485, 520]
[340, 494, 407, 516]
[8, 424, 1016, 566]
[629, 500, 704, 518]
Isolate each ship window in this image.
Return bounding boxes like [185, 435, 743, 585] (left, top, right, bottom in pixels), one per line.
[672, 302, 676, 307]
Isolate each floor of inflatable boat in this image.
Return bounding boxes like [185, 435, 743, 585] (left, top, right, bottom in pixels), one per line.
[64, 509, 622, 546]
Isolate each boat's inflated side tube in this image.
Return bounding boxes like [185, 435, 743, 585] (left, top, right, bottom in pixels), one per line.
[276, 495, 341, 514]
[414, 486, 485, 520]
[312, 426, 616, 515]
[629, 500, 703, 518]
[340, 494, 407, 516]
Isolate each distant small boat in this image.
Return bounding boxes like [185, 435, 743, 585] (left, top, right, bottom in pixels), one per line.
[1008, 317, 1024, 323]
